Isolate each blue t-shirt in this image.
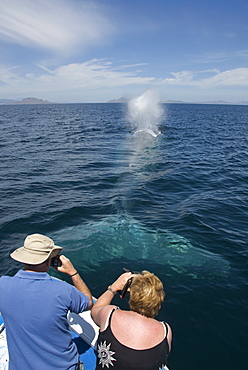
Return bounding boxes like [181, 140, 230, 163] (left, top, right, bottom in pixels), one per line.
[0, 270, 89, 370]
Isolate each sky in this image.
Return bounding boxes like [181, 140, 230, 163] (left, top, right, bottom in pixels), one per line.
[0, 0, 248, 103]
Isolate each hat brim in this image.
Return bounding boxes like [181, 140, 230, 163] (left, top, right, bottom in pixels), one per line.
[10, 245, 62, 265]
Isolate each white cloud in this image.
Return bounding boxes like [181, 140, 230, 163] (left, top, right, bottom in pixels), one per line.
[163, 68, 248, 87]
[0, 59, 155, 96]
[117, 63, 149, 70]
[0, 0, 113, 54]
[39, 60, 155, 89]
[1, 61, 248, 102]
[200, 68, 248, 86]
[190, 50, 248, 64]
[163, 71, 194, 84]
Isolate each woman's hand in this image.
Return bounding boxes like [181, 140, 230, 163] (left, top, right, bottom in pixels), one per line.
[111, 272, 134, 293]
[91, 271, 137, 327]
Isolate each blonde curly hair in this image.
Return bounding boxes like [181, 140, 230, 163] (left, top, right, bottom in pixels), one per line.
[129, 271, 165, 318]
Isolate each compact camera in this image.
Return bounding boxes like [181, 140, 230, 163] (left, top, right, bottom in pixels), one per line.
[51, 255, 61, 268]
[118, 268, 139, 298]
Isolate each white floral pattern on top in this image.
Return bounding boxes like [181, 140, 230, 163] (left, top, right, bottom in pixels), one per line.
[0, 326, 8, 370]
[98, 341, 116, 368]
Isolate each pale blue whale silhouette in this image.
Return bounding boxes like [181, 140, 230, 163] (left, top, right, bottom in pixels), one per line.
[51, 215, 229, 279]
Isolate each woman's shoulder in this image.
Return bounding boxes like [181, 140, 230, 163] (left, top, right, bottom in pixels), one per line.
[92, 305, 120, 328]
[100, 305, 119, 317]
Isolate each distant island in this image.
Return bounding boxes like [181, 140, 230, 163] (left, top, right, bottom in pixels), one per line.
[107, 97, 129, 103]
[0, 97, 55, 105]
[107, 97, 248, 105]
[1, 96, 248, 105]
[107, 97, 186, 104]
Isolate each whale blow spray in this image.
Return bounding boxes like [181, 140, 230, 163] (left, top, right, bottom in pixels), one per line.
[127, 90, 164, 137]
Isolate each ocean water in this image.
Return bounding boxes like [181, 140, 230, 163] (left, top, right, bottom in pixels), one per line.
[0, 101, 247, 370]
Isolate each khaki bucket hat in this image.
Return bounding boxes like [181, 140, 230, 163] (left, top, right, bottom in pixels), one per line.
[10, 233, 62, 265]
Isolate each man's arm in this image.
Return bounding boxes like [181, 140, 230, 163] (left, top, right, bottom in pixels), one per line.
[57, 255, 93, 309]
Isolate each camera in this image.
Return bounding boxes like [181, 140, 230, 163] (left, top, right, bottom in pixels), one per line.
[51, 255, 61, 268]
[118, 268, 140, 298]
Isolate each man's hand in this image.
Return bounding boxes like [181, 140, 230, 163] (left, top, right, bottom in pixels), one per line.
[57, 255, 77, 276]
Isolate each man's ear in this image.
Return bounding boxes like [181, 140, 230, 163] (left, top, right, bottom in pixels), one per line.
[46, 259, 51, 269]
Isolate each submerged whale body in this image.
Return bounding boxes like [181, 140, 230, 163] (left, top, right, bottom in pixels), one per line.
[51, 215, 229, 279]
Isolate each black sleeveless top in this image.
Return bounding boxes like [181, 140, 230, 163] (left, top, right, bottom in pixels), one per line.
[96, 308, 170, 370]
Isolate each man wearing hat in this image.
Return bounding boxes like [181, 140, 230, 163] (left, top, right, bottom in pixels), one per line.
[0, 233, 93, 370]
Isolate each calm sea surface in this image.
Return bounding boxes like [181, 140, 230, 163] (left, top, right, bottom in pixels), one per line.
[0, 103, 247, 369]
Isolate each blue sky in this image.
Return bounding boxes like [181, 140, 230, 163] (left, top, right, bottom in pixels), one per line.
[0, 0, 248, 103]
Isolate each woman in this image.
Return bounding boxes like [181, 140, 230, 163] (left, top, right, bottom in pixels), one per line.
[91, 270, 172, 370]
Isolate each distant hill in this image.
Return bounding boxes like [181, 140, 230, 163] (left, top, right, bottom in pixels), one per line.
[107, 97, 129, 103]
[107, 97, 248, 105]
[233, 101, 248, 105]
[0, 99, 16, 104]
[196, 100, 248, 105]
[10, 97, 54, 105]
[163, 100, 185, 104]
[204, 100, 233, 105]
[0, 97, 55, 105]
